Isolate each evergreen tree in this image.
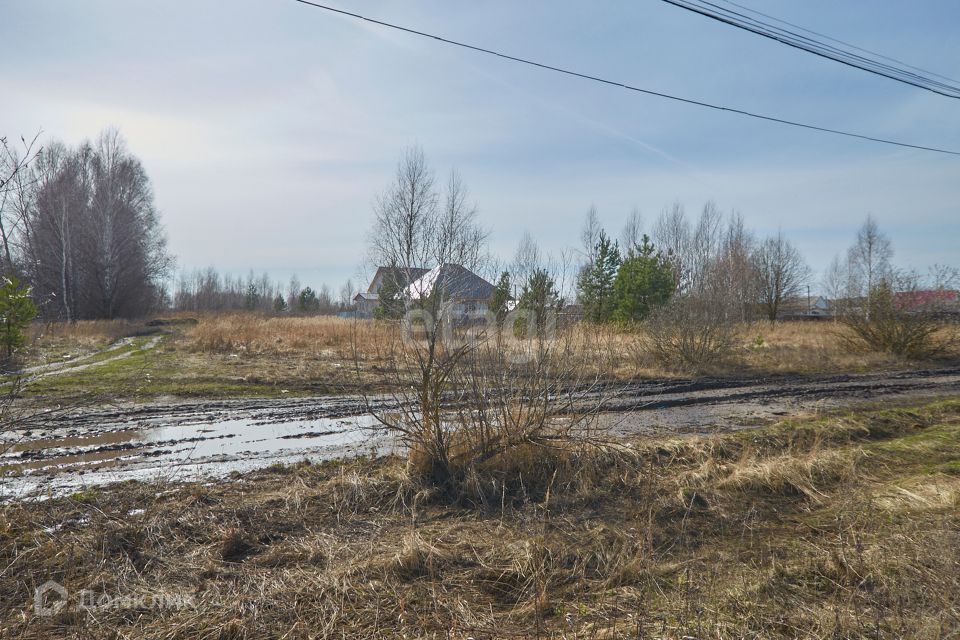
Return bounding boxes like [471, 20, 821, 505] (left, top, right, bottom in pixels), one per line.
[375, 266, 405, 319]
[0, 275, 37, 362]
[272, 293, 288, 313]
[612, 235, 675, 323]
[488, 271, 511, 329]
[517, 268, 560, 338]
[577, 230, 621, 323]
[244, 283, 261, 311]
[298, 287, 320, 313]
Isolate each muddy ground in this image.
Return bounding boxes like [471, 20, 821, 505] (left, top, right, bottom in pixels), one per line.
[2, 366, 959, 499]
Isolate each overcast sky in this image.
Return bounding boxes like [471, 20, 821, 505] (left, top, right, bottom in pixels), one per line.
[2, 0, 958, 293]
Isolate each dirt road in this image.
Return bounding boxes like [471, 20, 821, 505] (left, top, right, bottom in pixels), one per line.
[3, 366, 959, 498]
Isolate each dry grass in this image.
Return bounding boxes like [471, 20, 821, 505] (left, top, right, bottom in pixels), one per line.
[20, 315, 959, 402]
[181, 314, 913, 379]
[3, 399, 959, 638]
[24, 319, 132, 364]
[186, 314, 383, 358]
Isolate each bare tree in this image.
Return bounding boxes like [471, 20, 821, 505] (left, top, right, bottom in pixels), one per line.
[369, 145, 437, 282]
[715, 212, 758, 321]
[13, 130, 170, 320]
[26, 141, 84, 320]
[927, 264, 959, 291]
[848, 214, 893, 299]
[822, 254, 848, 303]
[0, 133, 42, 271]
[620, 206, 643, 251]
[684, 201, 723, 295]
[433, 170, 486, 272]
[83, 129, 172, 318]
[652, 201, 690, 292]
[752, 231, 811, 321]
[360, 148, 612, 499]
[362, 147, 492, 490]
[339, 278, 354, 308]
[287, 274, 301, 311]
[839, 270, 952, 359]
[512, 231, 541, 296]
[580, 205, 601, 264]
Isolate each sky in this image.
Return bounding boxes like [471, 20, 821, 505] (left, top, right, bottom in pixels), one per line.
[2, 0, 958, 294]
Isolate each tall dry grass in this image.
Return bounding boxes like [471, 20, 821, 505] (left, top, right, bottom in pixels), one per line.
[180, 314, 958, 383]
[24, 320, 133, 366]
[185, 314, 393, 360]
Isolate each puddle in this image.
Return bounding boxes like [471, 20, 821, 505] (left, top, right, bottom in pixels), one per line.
[0, 413, 388, 499]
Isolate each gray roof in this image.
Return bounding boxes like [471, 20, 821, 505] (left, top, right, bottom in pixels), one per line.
[367, 266, 431, 293]
[405, 264, 495, 302]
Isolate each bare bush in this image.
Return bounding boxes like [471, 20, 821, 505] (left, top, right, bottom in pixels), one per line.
[828, 217, 954, 359]
[361, 146, 609, 501]
[838, 278, 954, 359]
[644, 294, 739, 369]
[364, 283, 609, 503]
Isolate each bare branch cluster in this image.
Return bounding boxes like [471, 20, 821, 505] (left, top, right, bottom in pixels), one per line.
[1, 129, 172, 320]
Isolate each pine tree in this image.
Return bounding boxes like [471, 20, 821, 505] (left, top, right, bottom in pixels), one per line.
[298, 287, 320, 313]
[517, 269, 560, 338]
[0, 275, 37, 362]
[612, 234, 675, 323]
[488, 271, 511, 329]
[375, 266, 404, 319]
[244, 283, 261, 311]
[577, 230, 621, 323]
[273, 293, 288, 313]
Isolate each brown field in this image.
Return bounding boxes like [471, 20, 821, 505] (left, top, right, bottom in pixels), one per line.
[182, 313, 958, 374]
[3, 398, 958, 638]
[16, 314, 959, 401]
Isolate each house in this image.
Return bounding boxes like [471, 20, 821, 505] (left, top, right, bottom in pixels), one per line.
[352, 292, 380, 317]
[353, 266, 430, 317]
[894, 289, 960, 321]
[777, 296, 833, 321]
[894, 289, 959, 311]
[403, 264, 496, 318]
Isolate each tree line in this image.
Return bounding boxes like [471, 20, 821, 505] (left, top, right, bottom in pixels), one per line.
[172, 268, 356, 315]
[0, 129, 172, 320]
[571, 201, 812, 325]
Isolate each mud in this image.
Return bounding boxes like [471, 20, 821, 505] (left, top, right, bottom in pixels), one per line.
[2, 367, 958, 499]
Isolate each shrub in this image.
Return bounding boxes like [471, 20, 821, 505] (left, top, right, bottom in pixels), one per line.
[644, 295, 738, 369]
[838, 280, 952, 359]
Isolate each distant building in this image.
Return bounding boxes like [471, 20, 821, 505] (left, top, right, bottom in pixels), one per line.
[352, 292, 380, 317]
[777, 296, 833, 321]
[403, 264, 496, 318]
[352, 264, 494, 319]
[894, 289, 959, 311]
[352, 266, 430, 317]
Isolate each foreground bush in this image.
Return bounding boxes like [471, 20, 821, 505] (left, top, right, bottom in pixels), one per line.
[644, 295, 739, 369]
[839, 282, 954, 359]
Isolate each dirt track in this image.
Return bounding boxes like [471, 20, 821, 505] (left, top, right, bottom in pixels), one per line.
[3, 366, 959, 498]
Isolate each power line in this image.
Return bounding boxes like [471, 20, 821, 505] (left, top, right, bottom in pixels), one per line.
[715, 0, 960, 85]
[291, 0, 960, 156]
[663, 0, 960, 97]
[661, 0, 960, 99]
